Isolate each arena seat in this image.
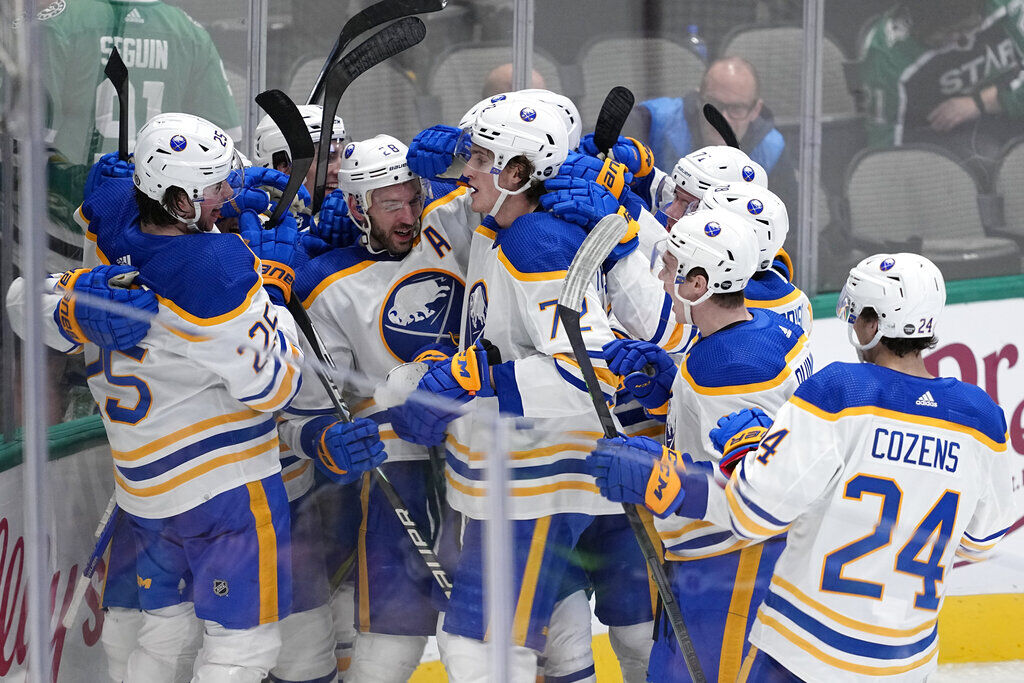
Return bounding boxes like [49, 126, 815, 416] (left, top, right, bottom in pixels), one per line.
[841, 145, 1020, 281]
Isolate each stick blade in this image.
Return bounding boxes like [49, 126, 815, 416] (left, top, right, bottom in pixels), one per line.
[103, 47, 128, 88]
[702, 103, 739, 149]
[593, 86, 635, 154]
[255, 89, 316, 227]
[558, 213, 628, 313]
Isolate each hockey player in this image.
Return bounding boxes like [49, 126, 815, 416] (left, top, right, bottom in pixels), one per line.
[698, 183, 812, 334]
[388, 96, 638, 683]
[657, 146, 767, 229]
[23, 113, 310, 682]
[614, 253, 1013, 681]
[280, 134, 464, 683]
[587, 206, 812, 682]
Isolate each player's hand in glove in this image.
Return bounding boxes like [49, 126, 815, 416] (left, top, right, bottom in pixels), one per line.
[539, 176, 621, 229]
[239, 210, 303, 306]
[316, 418, 387, 485]
[390, 340, 498, 446]
[602, 339, 675, 409]
[408, 125, 461, 179]
[580, 134, 655, 183]
[310, 190, 360, 249]
[54, 265, 158, 350]
[553, 152, 633, 200]
[84, 152, 134, 200]
[219, 167, 313, 219]
[710, 407, 773, 477]
[587, 435, 689, 517]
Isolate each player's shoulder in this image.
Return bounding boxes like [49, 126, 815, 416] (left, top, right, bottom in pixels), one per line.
[684, 310, 805, 390]
[744, 269, 803, 306]
[496, 212, 587, 277]
[137, 232, 260, 323]
[422, 182, 470, 218]
[295, 243, 390, 305]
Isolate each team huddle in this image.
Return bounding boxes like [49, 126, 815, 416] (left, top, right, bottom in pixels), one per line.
[7, 83, 1015, 683]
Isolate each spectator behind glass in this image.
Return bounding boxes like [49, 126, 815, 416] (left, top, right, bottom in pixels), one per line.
[481, 62, 547, 98]
[859, 0, 1024, 184]
[625, 56, 798, 215]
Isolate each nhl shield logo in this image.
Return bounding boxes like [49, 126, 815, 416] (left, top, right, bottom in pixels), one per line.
[880, 257, 895, 271]
[742, 165, 755, 182]
[519, 107, 537, 122]
[704, 221, 722, 237]
[169, 135, 188, 152]
[747, 199, 763, 215]
[213, 579, 229, 597]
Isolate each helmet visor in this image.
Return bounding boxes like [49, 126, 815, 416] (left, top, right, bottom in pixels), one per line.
[835, 283, 859, 324]
[203, 151, 246, 206]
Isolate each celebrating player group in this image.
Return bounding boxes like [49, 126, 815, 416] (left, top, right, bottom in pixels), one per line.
[7, 8, 1016, 683]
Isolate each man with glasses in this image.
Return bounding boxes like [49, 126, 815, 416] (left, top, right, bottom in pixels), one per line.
[281, 134, 469, 682]
[625, 56, 797, 211]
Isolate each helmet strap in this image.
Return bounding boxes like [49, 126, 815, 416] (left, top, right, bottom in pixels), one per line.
[847, 324, 883, 353]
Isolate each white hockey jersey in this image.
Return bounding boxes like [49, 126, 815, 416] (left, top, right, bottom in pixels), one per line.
[744, 250, 813, 336]
[279, 185, 472, 465]
[656, 309, 812, 560]
[697, 361, 1015, 682]
[437, 211, 622, 520]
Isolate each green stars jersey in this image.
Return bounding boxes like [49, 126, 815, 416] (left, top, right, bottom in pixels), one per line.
[42, 0, 242, 166]
[859, 0, 1024, 147]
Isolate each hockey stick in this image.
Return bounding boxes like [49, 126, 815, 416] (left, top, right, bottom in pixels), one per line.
[255, 89, 316, 228]
[253, 87, 453, 598]
[307, 0, 446, 105]
[702, 103, 740, 149]
[312, 17, 428, 213]
[592, 86, 635, 156]
[556, 214, 706, 683]
[62, 495, 119, 629]
[104, 47, 130, 161]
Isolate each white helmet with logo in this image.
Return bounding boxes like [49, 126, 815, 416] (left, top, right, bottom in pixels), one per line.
[700, 183, 789, 271]
[516, 89, 582, 151]
[468, 97, 569, 179]
[337, 134, 428, 232]
[670, 146, 767, 204]
[133, 112, 244, 227]
[253, 104, 345, 167]
[665, 206, 759, 312]
[836, 253, 946, 351]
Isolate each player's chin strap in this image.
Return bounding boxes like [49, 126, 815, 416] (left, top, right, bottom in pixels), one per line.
[668, 272, 714, 325]
[486, 172, 533, 222]
[847, 324, 884, 353]
[163, 197, 203, 232]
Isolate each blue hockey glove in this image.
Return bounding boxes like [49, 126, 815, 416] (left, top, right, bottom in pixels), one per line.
[390, 340, 498, 446]
[408, 125, 461, 179]
[587, 435, 688, 517]
[539, 176, 621, 229]
[316, 417, 387, 485]
[220, 167, 313, 219]
[580, 133, 655, 182]
[413, 338, 459, 364]
[710, 408, 773, 477]
[602, 339, 675, 409]
[553, 152, 633, 200]
[239, 210, 302, 305]
[84, 152, 134, 201]
[310, 190, 361, 249]
[53, 265, 158, 351]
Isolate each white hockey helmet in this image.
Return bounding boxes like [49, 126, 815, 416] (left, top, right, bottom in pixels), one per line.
[517, 88, 582, 151]
[133, 112, 244, 226]
[836, 253, 946, 351]
[664, 206, 759, 309]
[467, 97, 569, 180]
[670, 146, 767, 203]
[337, 134, 427, 220]
[699, 183, 789, 271]
[252, 104, 345, 167]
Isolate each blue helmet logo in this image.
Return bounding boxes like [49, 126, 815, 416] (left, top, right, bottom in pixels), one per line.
[169, 135, 187, 152]
[742, 165, 755, 182]
[747, 199, 763, 215]
[490, 94, 507, 103]
[880, 257, 896, 271]
[704, 221, 722, 237]
[344, 143, 356, 158]
[519, 107, 536, 122]
[381, 271, 465, 362]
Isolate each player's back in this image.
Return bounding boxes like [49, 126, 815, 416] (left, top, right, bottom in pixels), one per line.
[747, 361, 1012, 681]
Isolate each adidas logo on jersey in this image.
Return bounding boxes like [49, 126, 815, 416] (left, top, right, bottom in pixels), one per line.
[125, 7, 144, 23]
[915, 391, 938, 407]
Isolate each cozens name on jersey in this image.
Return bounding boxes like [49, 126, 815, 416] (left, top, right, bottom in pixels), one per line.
[871, 427, 959, 473]
[100, 37, 169, 70]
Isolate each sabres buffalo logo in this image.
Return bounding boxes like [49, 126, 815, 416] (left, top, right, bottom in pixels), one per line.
[381, 270, 464, 361]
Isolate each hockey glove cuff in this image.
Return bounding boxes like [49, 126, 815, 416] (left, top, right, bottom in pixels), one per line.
[54, 265, 158, 350]
[710, 408, 773, 477]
